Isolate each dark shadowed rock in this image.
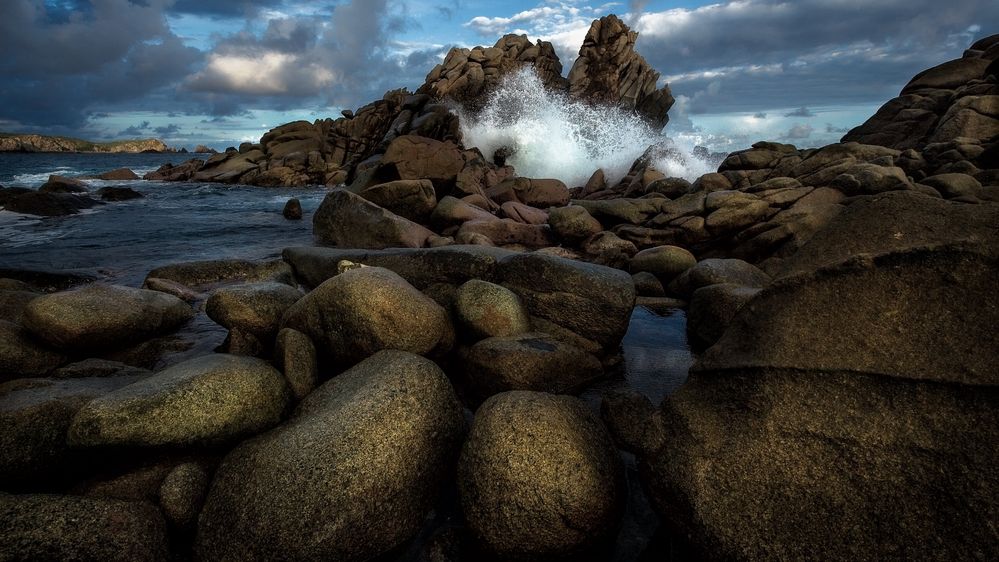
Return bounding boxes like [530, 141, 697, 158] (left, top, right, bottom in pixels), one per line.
[461, 332, 603, 398]
[96, 186, 143, 201]
[95, 168, 140, 180]
[68, 354, 289, 448]
[282, 198, 302, 220]
[668, 258, 771, 298]
[631, 271, 665, 297]
[39, 175, 88, 193]
[0, 320, 66, 381]
[687, 283, 761, 349]
[22, 284, 193, 353]
[281, 266, 451, 364]
[459, 391, 624, 560]
[0, 374, 146, 485]
[3, 191, 103, 216]
[158, 462, 209, 528]
[0, 494, 169, 562]
[196, 350, 465, 562]
[600, 389, 660, 454]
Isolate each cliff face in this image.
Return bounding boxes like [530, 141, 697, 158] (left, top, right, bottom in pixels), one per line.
[0, 134, 170, 153]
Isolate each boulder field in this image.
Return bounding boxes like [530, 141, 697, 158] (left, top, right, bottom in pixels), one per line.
[1, 16, 997, 562]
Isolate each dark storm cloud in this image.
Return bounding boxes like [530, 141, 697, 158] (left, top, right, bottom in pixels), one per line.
[634, 0, 999, 112]
[0, 0, 202, 131]
[154, 123, 181, 135]
[167, 0, 287, 18]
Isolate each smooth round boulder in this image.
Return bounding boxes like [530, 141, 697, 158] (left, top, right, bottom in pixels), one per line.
[629, 245, 697, 284]
[462, 332, 603, 398]
[22, 284, 193, 352]
[195, 350, 466, 562]
[454, 279, 530, 341]
[68, 354, 290, 448]
[547, 205, 603, 244]
[206, 282, 302, 341]
[273, 328, 317, 401]
[0, 494, 169, 562]
[458, 391, 624, 559]
[281, 266, 451, 364]
[632, 271, 666, 297]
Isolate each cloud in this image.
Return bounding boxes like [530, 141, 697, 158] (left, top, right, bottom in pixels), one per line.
[780, 123, 814, 140]
[784, 106, 815, 117]
[634, 0, 999, 112]
[154, 123, 182, 135]
[825, 123, 850, 133]
[753, 112, 768, 119]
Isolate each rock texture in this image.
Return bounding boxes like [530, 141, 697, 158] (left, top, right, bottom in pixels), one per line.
[459, 391, 623, 559]
[196, 350, 465, 562]
[0, 133, 170, 153]
[568, 15, 675, 129]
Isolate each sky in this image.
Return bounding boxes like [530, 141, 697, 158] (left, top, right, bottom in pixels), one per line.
[0, 0, 994, 152]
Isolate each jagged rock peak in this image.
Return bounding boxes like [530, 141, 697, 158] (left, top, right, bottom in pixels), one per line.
[568, 14, 675, 130]
[418, 34, 567, 112]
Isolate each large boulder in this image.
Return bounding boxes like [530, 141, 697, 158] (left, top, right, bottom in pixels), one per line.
[547, 205, 603, 244]
[195, 350, 465, 562]
[0, 494, 169, 562]
[379, 135, 465, 191]
[0, 375, 146, 485]
[95, 168, 140, 180]
[456, 218, 555, 248]
[461, 332, 603, 398]
[0, 320, 66, 380]
[458, 391, 624, 559]
[39, 175, 88, 194]
[498, 253, 635, 351]
[668, 258, 771, 298]
[143, 259, 294, 290]
[68, 354, 289, 448]
[313, 188, 435, 249]
[687, 283, 761, 349]
[21, 284, 193, 353]
[281, 266, 451, 364]
[641, 244, 999, 559]
[629, 245, 697, 285]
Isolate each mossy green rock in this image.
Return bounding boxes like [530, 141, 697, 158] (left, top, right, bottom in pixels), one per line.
[454, 279, 530, 340]
[458, 391, 624, 559]
[195, 350, 465, 562]
[68, 354, 289, 448]
[0, 493, 169, 562]
[22, 284, 193, 352]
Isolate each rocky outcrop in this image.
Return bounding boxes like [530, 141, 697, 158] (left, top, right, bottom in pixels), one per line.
[419, 34, 567, 112]
[843, 33, 998, 170]
[1, 189, 104, 216]
[641, 244, 999, 560]
[0, 133, 171, 153]
[568, 15, 675, 129]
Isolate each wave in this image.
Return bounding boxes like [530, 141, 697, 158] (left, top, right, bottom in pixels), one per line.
[457, 67, 714, 186]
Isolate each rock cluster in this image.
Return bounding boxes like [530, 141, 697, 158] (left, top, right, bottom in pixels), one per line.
[1, 22, 997, 562]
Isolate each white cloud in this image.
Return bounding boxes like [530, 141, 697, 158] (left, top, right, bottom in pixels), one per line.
[187, 52, 335, 96]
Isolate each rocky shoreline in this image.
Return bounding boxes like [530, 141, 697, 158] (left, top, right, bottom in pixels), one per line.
[1, 16, 997, 562]
[0, 133, 184, 154]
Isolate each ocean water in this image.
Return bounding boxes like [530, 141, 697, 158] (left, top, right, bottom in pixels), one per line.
[0, 153, 327, 286]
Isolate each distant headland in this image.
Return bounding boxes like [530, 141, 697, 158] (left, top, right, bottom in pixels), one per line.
[0, 133, 217, 154]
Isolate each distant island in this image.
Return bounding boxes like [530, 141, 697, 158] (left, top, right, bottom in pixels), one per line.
[0, 133, 215, 154]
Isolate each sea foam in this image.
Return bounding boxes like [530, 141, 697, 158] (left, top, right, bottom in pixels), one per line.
[458, 68, 714, 187]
